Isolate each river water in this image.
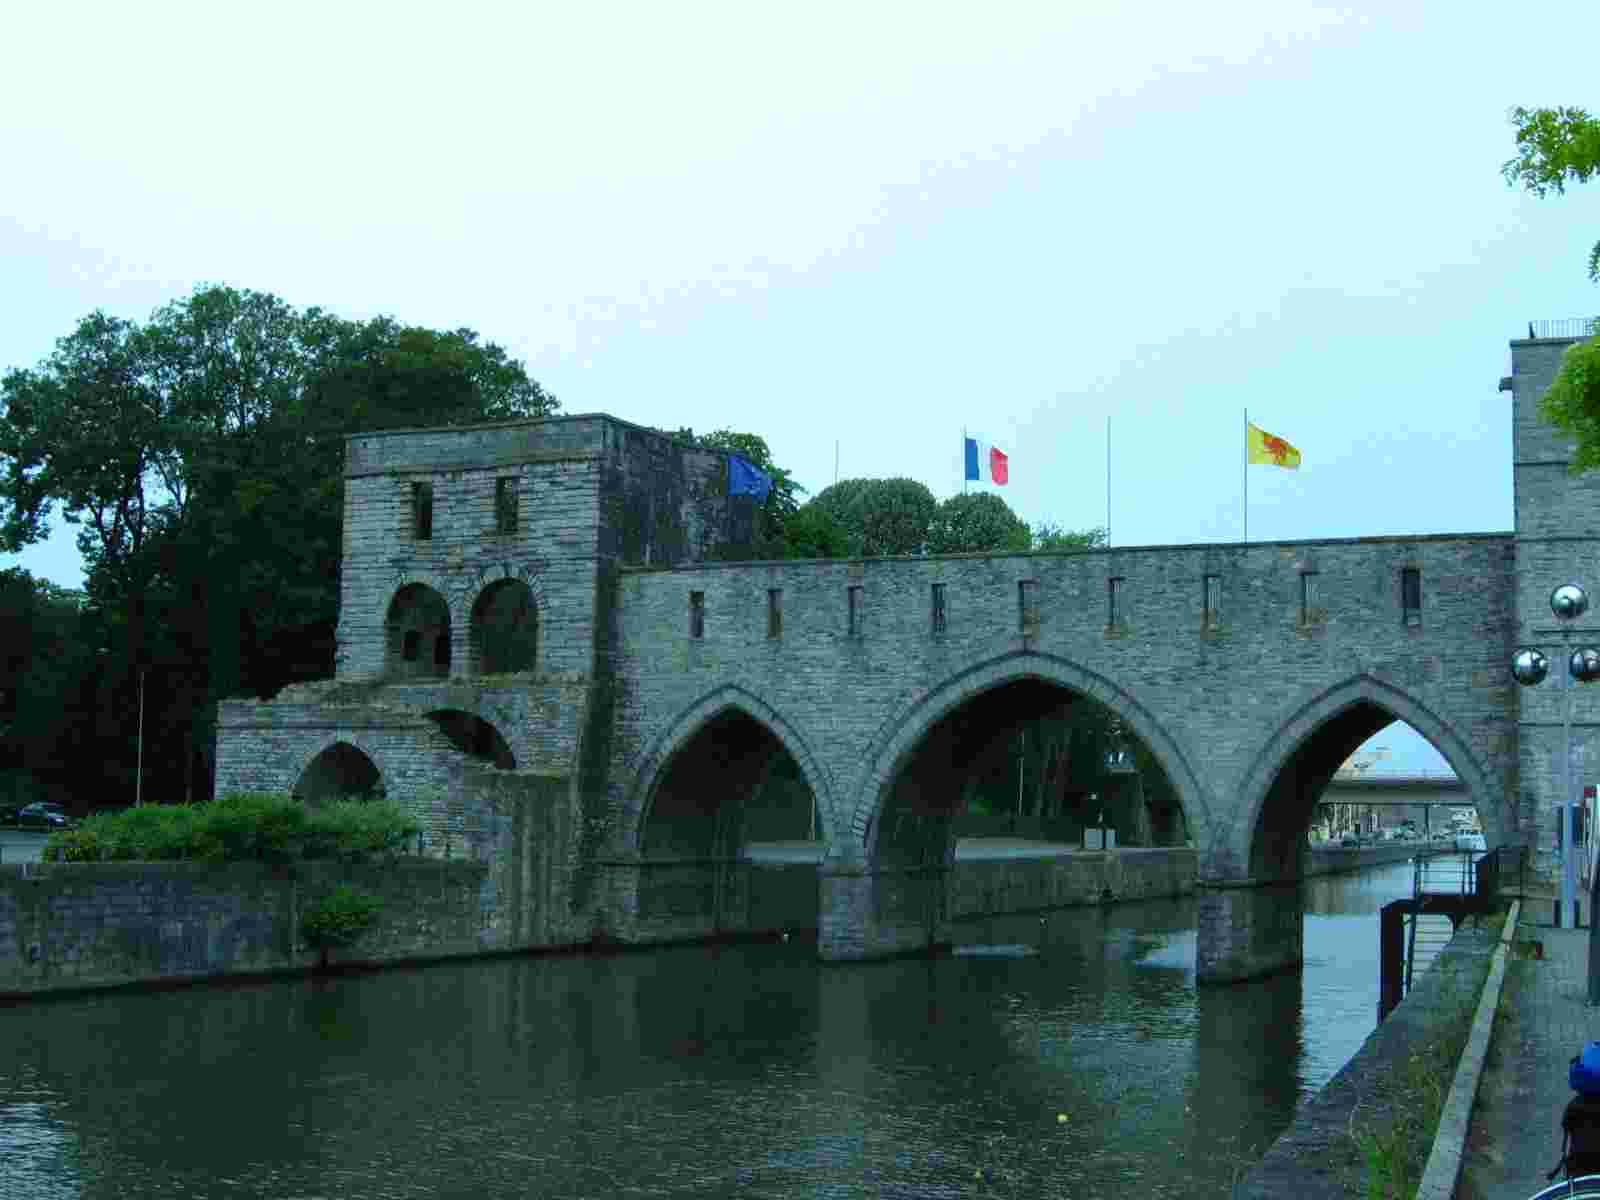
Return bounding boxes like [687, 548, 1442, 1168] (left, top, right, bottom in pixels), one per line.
[0, 858, 1437, 1199]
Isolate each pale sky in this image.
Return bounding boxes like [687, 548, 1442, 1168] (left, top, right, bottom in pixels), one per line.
[7, 1, 1599, 775]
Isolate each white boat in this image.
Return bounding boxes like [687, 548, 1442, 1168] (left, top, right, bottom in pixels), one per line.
[1455, 831, 1487, 852]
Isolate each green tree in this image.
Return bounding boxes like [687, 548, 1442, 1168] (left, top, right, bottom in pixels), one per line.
[926, 492, 1032, 554]
[1503, 106, 1600, 281]
[0, 285, 559, 809]
[781, 504, 852, 559]
[1503, 106, 1600, 471]
[1032, 521, 1108, 552]
[0, 569, 98, 791]
[809, 478, 939, 557]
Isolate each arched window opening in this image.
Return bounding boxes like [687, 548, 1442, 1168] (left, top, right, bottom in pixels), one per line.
[385, 583, 451, 680]
[471, 579, 537, 676]
[293, 742, 382, 808]
[423, 710, 516, 770]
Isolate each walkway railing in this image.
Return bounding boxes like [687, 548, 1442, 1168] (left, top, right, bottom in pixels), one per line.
[1527, 317, 1600, 339]
[1383, 845, 1524, 1017]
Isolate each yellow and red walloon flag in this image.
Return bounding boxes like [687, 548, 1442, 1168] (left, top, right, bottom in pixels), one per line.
[1247, 422, 1301, 469]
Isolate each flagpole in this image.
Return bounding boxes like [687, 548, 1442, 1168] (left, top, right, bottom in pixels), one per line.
[962, 426, 968, 496]
[1105, 414, 1111, 548]
[1243, 408, 1249, 545]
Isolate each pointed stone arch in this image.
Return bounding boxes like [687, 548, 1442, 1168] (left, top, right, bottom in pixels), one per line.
[621, 684, 835, 855]
[292, 737, 386, 807]
[842, 650, 1208, 866]
[1227, 672, 1503, 881]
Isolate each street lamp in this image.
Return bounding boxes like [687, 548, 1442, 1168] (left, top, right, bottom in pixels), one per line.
[1512, 584, 1600, 941]
[135, 667, 145, 808]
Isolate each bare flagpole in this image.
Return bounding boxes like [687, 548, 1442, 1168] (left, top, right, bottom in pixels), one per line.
[834, 440, 839, 486]
[1105, 414, 1111, 547]
[1243, 408, 1249, 545]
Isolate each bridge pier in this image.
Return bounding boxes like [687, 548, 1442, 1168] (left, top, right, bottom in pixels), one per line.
[818, 862, 949, 961]
[1195, 882, 1304, 983]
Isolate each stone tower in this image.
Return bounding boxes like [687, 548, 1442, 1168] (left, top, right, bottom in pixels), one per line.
[1509, 321, 1600, 879]
[214, 414, 758, 945]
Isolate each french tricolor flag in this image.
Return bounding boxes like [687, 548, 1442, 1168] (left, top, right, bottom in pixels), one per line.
[963, 434, 1009, 485]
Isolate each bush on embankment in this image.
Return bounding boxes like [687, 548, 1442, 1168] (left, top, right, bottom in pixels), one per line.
[41, 792, 422, 864]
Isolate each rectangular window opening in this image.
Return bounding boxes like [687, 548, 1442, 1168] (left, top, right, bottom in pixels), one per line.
[1300, 571, 1319, 624]
[848, 585, 863, 638]
[412, 481, 433, 541]
[931, 583, 947, 635]
[1402, 567, 1422, 627]
[1203, 574, 1221, 629]
[495, 477, 519, 534]
[689, 591, 705, 639]
[768, 588, 782, 639]
[1018, 579, 1038, 633]
[1108, 577, 1124, 628]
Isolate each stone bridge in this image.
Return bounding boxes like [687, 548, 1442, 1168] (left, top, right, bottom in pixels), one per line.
[215, 329, 1595, 981]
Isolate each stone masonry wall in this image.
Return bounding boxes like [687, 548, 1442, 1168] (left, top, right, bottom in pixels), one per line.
[0, 860, 485, 998]
[610, 534, 1518, 889]
[0, 771, 579, 998]
[1510, 336, 1600, 881]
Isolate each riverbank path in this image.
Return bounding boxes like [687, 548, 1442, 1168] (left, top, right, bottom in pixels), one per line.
[1458, 899, 1600, 1199]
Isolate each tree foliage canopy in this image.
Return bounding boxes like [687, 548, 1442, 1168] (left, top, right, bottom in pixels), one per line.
[809, 477, 940, 557]
[926, 492, 1032, 554]
[1032, 521, 1108, 553]
[0, 285, 558, 808]
[1503, 105, 1600, 281]
[1503, 106, 1600, 470]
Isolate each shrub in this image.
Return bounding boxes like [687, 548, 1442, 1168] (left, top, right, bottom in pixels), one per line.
[41, 793, 422, 864]
[47, 827, 101, 862]
[301, 885, 384, 951]
[199, 792, 307, 862]
[305, 799, 421, 862]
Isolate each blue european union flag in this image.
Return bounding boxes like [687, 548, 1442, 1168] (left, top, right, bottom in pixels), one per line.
[728, 454, 773, 502]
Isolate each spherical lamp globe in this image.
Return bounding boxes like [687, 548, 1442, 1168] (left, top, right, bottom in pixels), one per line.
[1551, 583, 1590, 622]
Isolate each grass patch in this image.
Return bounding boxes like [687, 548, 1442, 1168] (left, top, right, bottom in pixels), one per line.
[41, 791, 421, 864]
[1350, 906, 1507, 1199]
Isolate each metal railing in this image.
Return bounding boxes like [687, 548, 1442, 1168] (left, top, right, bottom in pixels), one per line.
[1527, 318, 1600, 340]
[1402, 845, 1523, 994]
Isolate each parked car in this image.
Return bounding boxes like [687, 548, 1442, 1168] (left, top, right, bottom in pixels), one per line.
[15, 802, 71, 830]
[1340, 833, 1362, 847]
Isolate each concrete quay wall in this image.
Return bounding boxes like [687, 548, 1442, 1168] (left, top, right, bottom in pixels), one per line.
[1234, 914, 1502, 1199]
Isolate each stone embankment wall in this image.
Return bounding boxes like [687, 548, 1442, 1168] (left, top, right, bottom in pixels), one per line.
[1305, 841, 1422, 875]
[946, 847, 1196, 920]
[0, 764, 584, 1000]
[1234, 913, 1502, 1199]
[0, 860, 489, 998]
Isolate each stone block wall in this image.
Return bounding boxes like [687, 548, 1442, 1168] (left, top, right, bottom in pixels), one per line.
[945, 847, 1196, 920]
[610, 535, 1518, 881]
[0, 860, 484, 997]
[0, 770, 579, 998]
[1510, 335, 1600, 880]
